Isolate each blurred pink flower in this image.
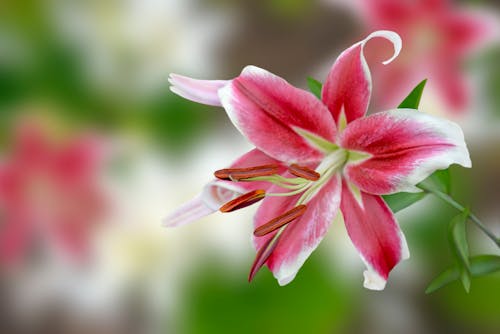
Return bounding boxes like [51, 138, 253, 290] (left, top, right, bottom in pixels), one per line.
[341, 0, 498, 113]
[0, 121, 108, 265]
[166, 31, 471, 290]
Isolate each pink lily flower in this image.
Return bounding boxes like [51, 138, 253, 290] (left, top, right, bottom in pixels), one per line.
[335, 0, 499, 112]
[165, 31, 471, 290]
[0, 120, 108, 265]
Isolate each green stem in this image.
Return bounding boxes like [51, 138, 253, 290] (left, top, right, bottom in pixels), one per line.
[418, 184, 500, 247]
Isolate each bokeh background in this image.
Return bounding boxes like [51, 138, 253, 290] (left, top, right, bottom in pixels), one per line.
[1, 0, 500, 333]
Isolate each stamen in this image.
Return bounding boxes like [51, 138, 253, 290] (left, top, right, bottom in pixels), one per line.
[254, 205, 307, 237]
[248, 234, 279, 282]
[219, 189, 266, 212]
[288, 164, 320, 181]
[214, 164, 280, 181]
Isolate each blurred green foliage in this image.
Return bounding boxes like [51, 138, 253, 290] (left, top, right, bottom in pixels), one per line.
[0, 1, 222, 156]
[180, 255, 355, 334]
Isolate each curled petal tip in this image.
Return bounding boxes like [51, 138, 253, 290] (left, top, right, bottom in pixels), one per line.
[363, 30, 402, 65]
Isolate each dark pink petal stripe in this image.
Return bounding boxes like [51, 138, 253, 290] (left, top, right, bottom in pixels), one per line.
[340, 109, 470, 194]
[219, 66, 336, 164]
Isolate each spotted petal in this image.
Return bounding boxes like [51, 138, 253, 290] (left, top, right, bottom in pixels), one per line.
[252, 174, 341, 285]
[219, 66, 337, 163]
[322, 30, 401, 124]
[340, 109, 471, 195]
[340, 180, 409, 290]
[169, 73, 229, 106]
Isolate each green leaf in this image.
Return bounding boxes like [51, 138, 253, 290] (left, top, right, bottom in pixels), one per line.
[419, 168, 451, 194]
[469, 255, 500, 276]
[383, 192, 427, 213]
[307, 77, 322, 99]
[425, 255, 500, 294]
[425, 266, 459, 294]
[398, 79, 427, 109]
[448, 209, 471, 292]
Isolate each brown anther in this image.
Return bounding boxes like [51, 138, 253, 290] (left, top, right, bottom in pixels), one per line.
[253, 205, 307, 237]
[219, 189, 266, 213]
[248, 235, 279, 282]
[288, 164, 320, 181]
[214, 164, 280, 181]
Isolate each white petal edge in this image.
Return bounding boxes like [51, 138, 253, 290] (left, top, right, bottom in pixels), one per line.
[275, 244, 314, 286]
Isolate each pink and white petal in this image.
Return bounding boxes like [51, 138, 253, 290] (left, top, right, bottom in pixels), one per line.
[253, 174, 341, 285]
[163, 181, 246, 227]
[219, 66, 336, 163]
[322, 30, 401, 124]
[169, 73, 229, 107]
[340, 180, 409, 290]
[341, 109, 471, 195]
[163, 193, 218, 228]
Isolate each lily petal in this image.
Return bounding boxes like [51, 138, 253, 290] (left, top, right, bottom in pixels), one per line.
[162, 181, 245, 227]
[340, 180, 409, 290]
[169, 73, 229, 106]
[322, 30, 401, 124]
[341, 109, 471, 194]
[253, 174, 341, 285]
[163, 149, 281, 227]
[219, 66, 337, 163]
